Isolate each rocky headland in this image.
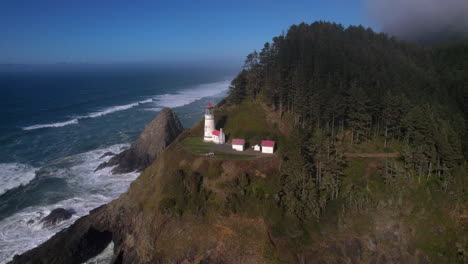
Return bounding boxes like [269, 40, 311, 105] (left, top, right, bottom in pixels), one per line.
[95, 107, 184, 174]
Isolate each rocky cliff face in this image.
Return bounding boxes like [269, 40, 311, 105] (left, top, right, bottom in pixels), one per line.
[96, 107, 184, 174]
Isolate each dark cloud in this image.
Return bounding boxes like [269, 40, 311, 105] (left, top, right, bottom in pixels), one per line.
[366, 0, 468, 43]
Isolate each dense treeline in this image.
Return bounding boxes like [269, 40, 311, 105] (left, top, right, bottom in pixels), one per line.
[228, 22, 467, 219]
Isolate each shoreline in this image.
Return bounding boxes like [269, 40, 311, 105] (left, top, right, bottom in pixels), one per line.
[0, 79, 231, 263]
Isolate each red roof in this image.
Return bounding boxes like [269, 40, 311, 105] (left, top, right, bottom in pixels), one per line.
[212, 130, 220, 136]
[261, 140, 275, 147]
[232, 139, 245, 145]
[206, 103, 214, 109]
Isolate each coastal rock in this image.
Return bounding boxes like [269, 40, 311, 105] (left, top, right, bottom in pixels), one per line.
[40, 208, 74, 228]
[94, 162, 109, 172]
[11, 205, 114, 264]
[99, 152, 115, 159]
[96, 107, 184, 174]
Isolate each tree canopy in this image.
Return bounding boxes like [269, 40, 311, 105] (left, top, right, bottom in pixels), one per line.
[227, 21, 467, 220]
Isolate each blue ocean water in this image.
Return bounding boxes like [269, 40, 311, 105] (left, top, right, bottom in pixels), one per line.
[0, 65, 234, 262]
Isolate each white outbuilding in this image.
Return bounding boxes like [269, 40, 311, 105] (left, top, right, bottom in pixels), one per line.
[211, 128, 225, 144]
[232, 139, 245, 151]
[261, 140, 275, 154]
[253, 144, 261, 151]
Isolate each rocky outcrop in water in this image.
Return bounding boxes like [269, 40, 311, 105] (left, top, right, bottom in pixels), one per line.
[96, 107, 183, 174]
[40, 208, 75, 228]
[12, 205, 114, 264]
[99, 152, 115, 159]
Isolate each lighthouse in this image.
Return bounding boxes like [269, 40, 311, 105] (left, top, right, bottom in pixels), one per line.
[204, 103, 215, 142]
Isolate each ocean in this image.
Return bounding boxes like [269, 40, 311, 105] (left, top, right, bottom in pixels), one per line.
[0, 65, 235, 263]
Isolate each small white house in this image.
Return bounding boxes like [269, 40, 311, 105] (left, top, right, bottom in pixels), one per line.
[253, 144, 261, 151]
[261, 140, 275, 154]
[211, 128, 225, 144]
[232, 139, 245, 151]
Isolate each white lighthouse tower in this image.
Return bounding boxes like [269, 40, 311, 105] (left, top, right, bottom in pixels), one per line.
[204, 103, 215, 142]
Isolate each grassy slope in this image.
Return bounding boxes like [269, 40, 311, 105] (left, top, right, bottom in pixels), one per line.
[216, 99, 279, 145]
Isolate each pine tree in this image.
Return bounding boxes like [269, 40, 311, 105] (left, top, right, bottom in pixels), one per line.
[347, 83, 371, 143]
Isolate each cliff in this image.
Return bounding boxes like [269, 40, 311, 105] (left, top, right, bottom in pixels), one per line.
[96, 107, 184, 174]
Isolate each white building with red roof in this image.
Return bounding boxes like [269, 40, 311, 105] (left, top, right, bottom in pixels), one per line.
[211, 128, 225, 144]
[232, 139, 245, 151]
[261, 140, 275, 154]
[203, 103, 225, 144]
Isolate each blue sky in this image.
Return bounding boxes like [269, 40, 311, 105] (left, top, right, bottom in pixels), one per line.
[0, 0, 374, 65]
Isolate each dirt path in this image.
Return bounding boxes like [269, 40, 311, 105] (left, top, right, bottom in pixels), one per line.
[343, 153, 399, 158]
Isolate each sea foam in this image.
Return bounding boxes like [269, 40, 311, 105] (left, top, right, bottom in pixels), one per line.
[84, 241, 114, 264]
[153, 80, 230, 108]
[0, 163, 37, 196]
[22, 119, 79, 130]
[0, 144, 139, 263]
[84, 98, 154, 119]
[22, 99, 152, 131]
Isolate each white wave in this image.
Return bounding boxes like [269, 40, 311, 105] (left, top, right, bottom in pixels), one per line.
[85, 102, 141, 118]
[0, 144, 139, 263]
[22, 119, 79, 130]
[153, 80, 230, 108]
[138, 98, 154, 104]
[83, 98, 155, 119]
[0, 163, 37, 196]
[143, 107, 163, 112]
[21, 79, 230, 131]
[84, 241, 114, 264]
[22, 98, 154, 131]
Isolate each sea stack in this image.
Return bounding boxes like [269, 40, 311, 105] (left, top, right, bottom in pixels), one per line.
[96, 107, 184, 174]
[40, 208, 75, 228]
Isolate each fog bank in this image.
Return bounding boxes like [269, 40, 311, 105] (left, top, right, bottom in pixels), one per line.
[366, 0, 468, 42]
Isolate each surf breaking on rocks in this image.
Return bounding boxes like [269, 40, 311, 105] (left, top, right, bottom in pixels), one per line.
[0, 144, 139, 264]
